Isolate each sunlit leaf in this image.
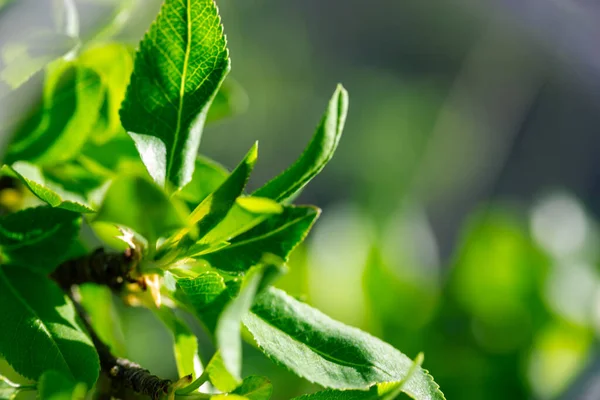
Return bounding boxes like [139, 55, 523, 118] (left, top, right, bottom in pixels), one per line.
[206, 77, 248, 124]
[38, 370, 87, 400]
[0, 206, 80, 273]
[0, 267, 99, 386]
[177, 155, 229, 207]
[119, 0, 230, 189]
[232, 376, 273, 400]
[243, 288, 444, 398]
[253, 85, 348, 203]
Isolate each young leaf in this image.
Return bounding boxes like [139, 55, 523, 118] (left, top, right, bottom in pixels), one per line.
[232, 376, 273, 400]
[94, 175, 187, 243]
[196, 197, 283, 248]
[119, 0, 230, 189]
[154, 307, 201, 379]
[0, 206, 80, 273]
[188, 143, 257, 239]
[5, 64, 104, 165]
[38, 370, 87, 400]
[0, 267, 99, 387]
[206, 77, 248, 124]
[177, 156, 229, 206]
[201, 206, 320, 273]
[215, 266, 264, 382]
[253, 85, 348, 203]
[4, 162, 95, 213]
[243, 288, 444, 399]
[205, 351, 238, 393]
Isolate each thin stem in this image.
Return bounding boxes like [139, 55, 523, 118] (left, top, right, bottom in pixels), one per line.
[175, 371, 209, 395]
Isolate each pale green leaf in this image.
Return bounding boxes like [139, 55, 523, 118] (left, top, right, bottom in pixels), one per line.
[177, 155, 229, 207]
[154, 307, 201, 379]
[94, 175, 187, 243]
[243, 288, 444, 399]
[232, 376, 273, 400]
[253, 85, 348, 203]
[206, 77, 248, 124]
[119, 0, 230, 189]
[5, 63, 104, 165]
[201, 206, 320, 273]
[205, 351, 238, 393]
[215, 266, 264, 381]
[4, 162, 95, 213]
[0, 267, 99, 387]
[0, 206, 80, 273]
[38, 370, 87, 400]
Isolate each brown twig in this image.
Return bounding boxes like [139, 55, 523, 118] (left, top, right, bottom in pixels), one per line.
[53, 248, 172, 400]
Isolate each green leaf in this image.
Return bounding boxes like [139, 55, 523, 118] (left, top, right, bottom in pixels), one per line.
[177, 155, 229, 206]
[153, 307, 201, 379]
[232, 376, 273, 400]
[196, 197, 283, 248]
[201, 206, 320, 273]
[119, 0, 230, 189]
[0, 206, 80, 273]
[5, 63, 104, 165]
[38, 370, 87, 400]
[253, 85, 348, 203]
[166, 270, 232, 333]
[0, 267, 99, 387]
[215, 266, 264, 382]
[206, 77, 248, 124]
[0, 32, 78, 89]
[94, 175, 187, 243]
[79, 43, 133, 143]
[188, 143, 257, 239]
[243, 288, 444, 399]
[4, 162, 95, 213]
[205, 351, 238, 393]
[291, 354, 426, 400]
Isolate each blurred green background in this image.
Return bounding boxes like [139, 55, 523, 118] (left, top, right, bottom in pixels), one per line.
[3, 0, 600, 399]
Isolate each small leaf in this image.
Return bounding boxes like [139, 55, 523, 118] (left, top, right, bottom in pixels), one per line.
[4, 162, 95, 213]
[94, 175, 186, 243]
[243, 288, 444, 399]
[253, 85, 348, 203]
[197, 197, 283, 248]
[119, 0, 230, 189]
[38, 370, 87, 400]
[232, 376, 273, 400]
[201, 206, 320, 273]
[154, 307, 201, 379]
[0, 206, 80, 273]
[188, 143, 257, 239]
[205, 351, 238, 393]
[0, 267, 99, 387]
[177, 155, 229, 207]
[5, 63, 104, 165]
[215, 266, 264, 381]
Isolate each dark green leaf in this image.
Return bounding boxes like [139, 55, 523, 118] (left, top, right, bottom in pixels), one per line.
[94, 175, 187, 243]
[119, 0, 230, 189]
[201, 206, 320, 273]
[232, 376, 273, 400]
[216, 266, 264, 381]
[4, 162, 95, 213]
[38, 370, 87, 400]
[253, 85, 348, 203]
[0, 267, 99, 386]
[5, 63, 104, 165]
[0, 206, 80, 273]
[243, 288, 444, 399]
